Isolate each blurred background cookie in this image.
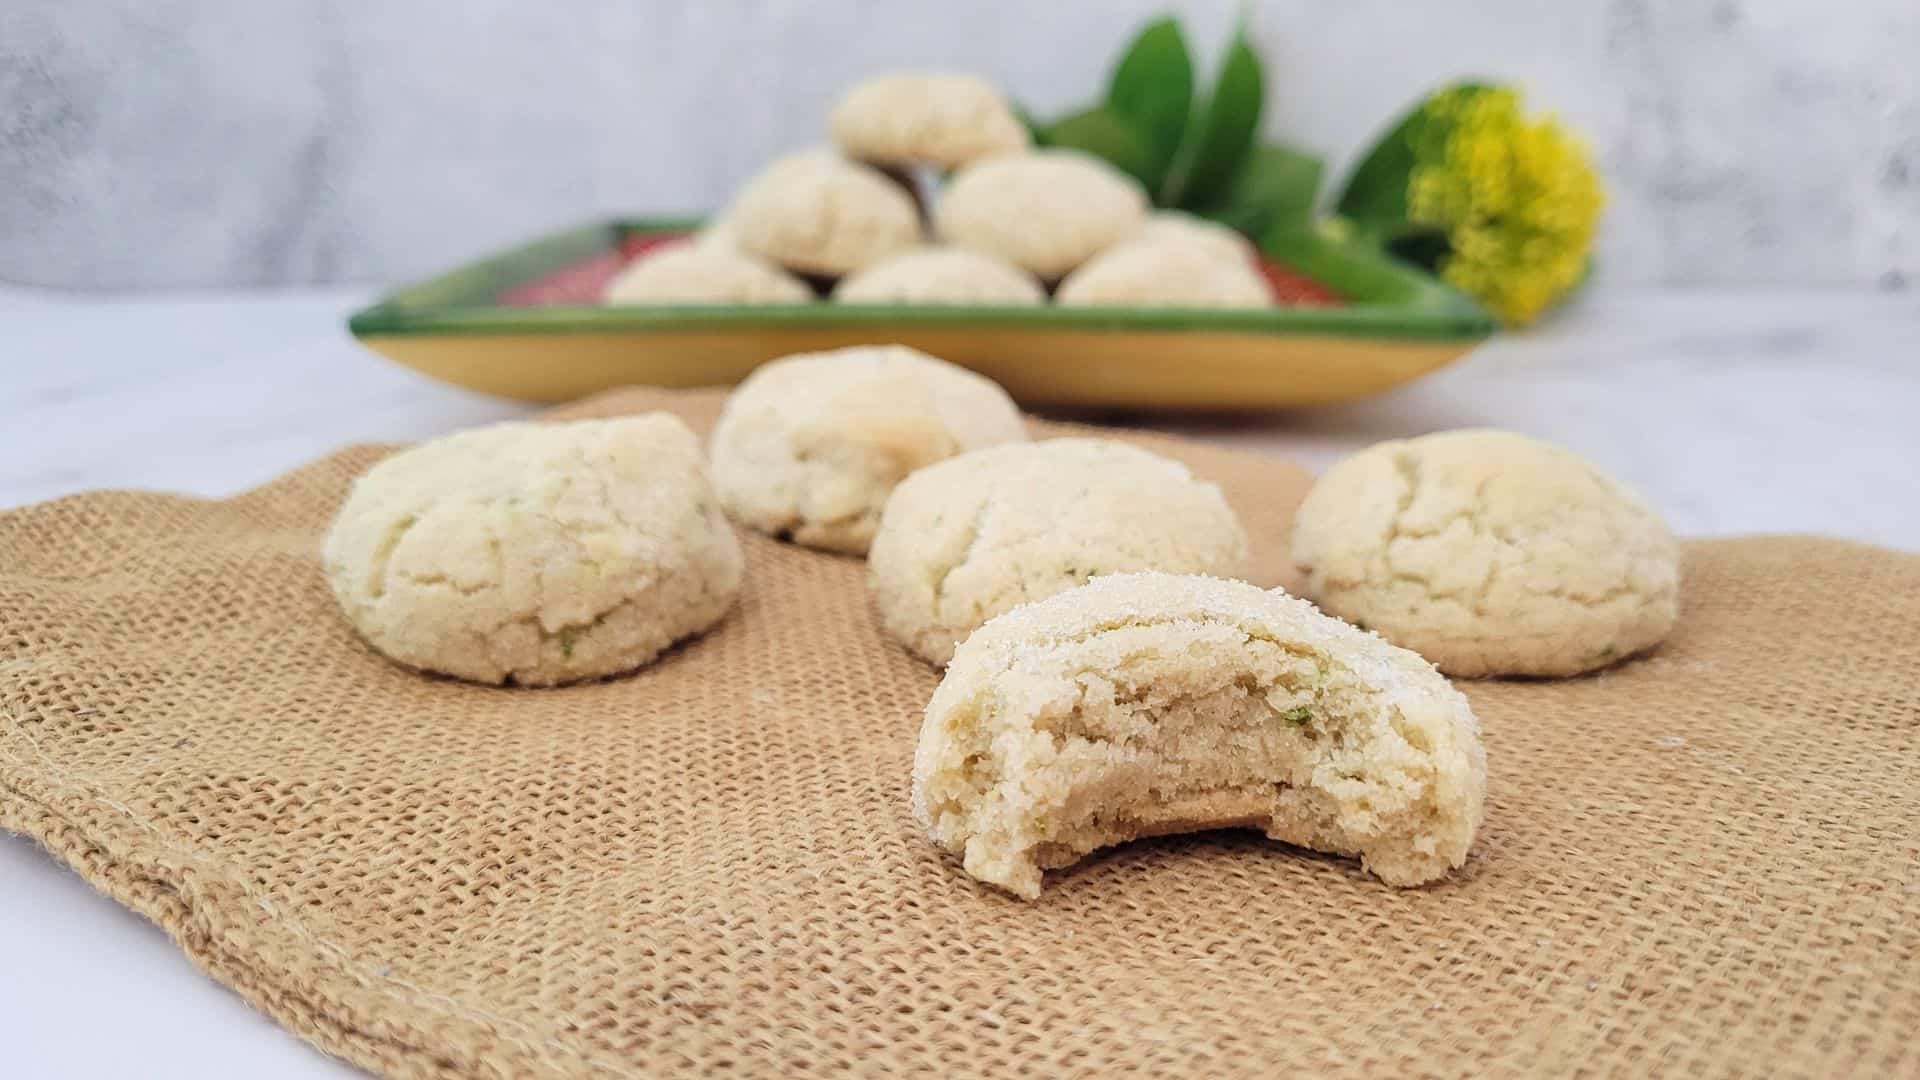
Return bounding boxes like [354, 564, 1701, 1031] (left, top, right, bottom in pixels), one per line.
[933, 149, 1148, 280]
[1055, 238, 1274, 308]
[708, 345, 1027, 555]
[868, 438, 1249, 665]
[830, 72, 1029, 170]
[1132, 211, 1259, 267]
[727, 148, 923, 278]
[833, 246, 1044, 305]
[603, 243, 812, 305]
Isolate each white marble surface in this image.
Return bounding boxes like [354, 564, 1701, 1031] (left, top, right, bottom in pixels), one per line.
[2, 284, 1916, 543]
[0, 283, 1916, 1078]
[4, 0, 1919, 290]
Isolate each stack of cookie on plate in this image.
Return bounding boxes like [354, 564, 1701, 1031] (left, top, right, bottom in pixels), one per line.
[324, 346, 1679, 899]
[603, 73, 1276, 310]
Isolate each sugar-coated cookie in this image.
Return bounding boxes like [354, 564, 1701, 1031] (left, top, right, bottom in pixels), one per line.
[1055, 238, 1272, 308]
[933, 149, 1148, 280]
[603, 243, 812, 305]
[833, 246, 1044, 305]
[1291, 429, 1681, 677]
[709, 345, 1027, 555]
[868, 439, 1249, 666]
[830, 72, 1029, 170]
[325, 416, 743, 686]
[912, 572, 1486, 898]
[1134, 210, 1258, 266]
[728, 148, 922, 277]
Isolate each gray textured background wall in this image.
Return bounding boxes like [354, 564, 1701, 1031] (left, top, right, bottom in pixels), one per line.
[4, 0, 1916, 291]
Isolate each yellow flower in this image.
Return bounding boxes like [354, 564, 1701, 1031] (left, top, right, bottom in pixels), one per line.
[1406, 87, 1604, 326]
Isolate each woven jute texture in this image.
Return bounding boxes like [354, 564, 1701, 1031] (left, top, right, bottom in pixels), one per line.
[4, 386, 1917, 1079]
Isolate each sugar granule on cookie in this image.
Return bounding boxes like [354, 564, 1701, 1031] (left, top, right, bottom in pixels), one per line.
[912, 572, 1486, 899]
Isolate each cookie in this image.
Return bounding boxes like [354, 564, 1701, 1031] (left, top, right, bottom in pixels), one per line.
[830, 72, 1029, 170]
[689, 217, 741, 250]
[1054, 238, 1272, 308]
[727, 148, 923, 277]
[933, 149, 1148, 280]
[603, 243, 812, 305]
[868, 439, 1249, 665]
[1291, 429, 1681, 677]
[1134, 210, 1258, 266]
[833, 246, 1044, 305]
[912, 572, 1486, 899]
[709, 345, 1028, 555]
[324, 416, 743, 687]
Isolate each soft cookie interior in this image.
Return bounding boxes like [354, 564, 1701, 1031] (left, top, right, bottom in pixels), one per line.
[914, 579, 1483, 899]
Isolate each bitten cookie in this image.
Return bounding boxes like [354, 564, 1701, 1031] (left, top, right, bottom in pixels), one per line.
[1055, 238, 1273, 308]
[324, 416, 743, 687]
[933, 149, 1148, 280]
[728, 148, 923, 277]
[868, 439, 1250, 665]
[603, 243, 812, 305]
[830, 72, 1029, 169]
[1291, 429, 1681, 677]
[912, 572, 1486, 899]
[833, 246, 1044, 305]
[709, 345, 1028, 555]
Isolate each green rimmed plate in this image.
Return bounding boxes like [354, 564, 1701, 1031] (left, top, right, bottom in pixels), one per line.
[348, 218, 1492, 409]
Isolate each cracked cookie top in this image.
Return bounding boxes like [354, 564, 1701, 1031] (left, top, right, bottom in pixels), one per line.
[323, 414, 743, 686]
[933, 149, 1149, 281]
[709, 345, 1029, 556]
[727, 148, 924, 278]
[829, 72, 1030, 170]
[1291, 429, 1680, 678]
[868, 438, 1250, 666]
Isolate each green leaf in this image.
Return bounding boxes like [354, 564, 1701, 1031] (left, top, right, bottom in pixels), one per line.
[1197, 142, 1323, 239]
[1335, 109, 1421, 227]
[1336, 80, 1495, 229]
[1166, 24, 1264, 208]
[1043, 106, 1161, 190]
[1106, 16, 1194, 189]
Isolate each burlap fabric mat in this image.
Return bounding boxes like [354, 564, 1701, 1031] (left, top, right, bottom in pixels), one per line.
[3, 386, 1916, 1079]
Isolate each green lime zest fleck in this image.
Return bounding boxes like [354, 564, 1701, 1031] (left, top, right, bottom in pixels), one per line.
[558, 627, 579, 660]
[1282, 706, 1315, 727]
